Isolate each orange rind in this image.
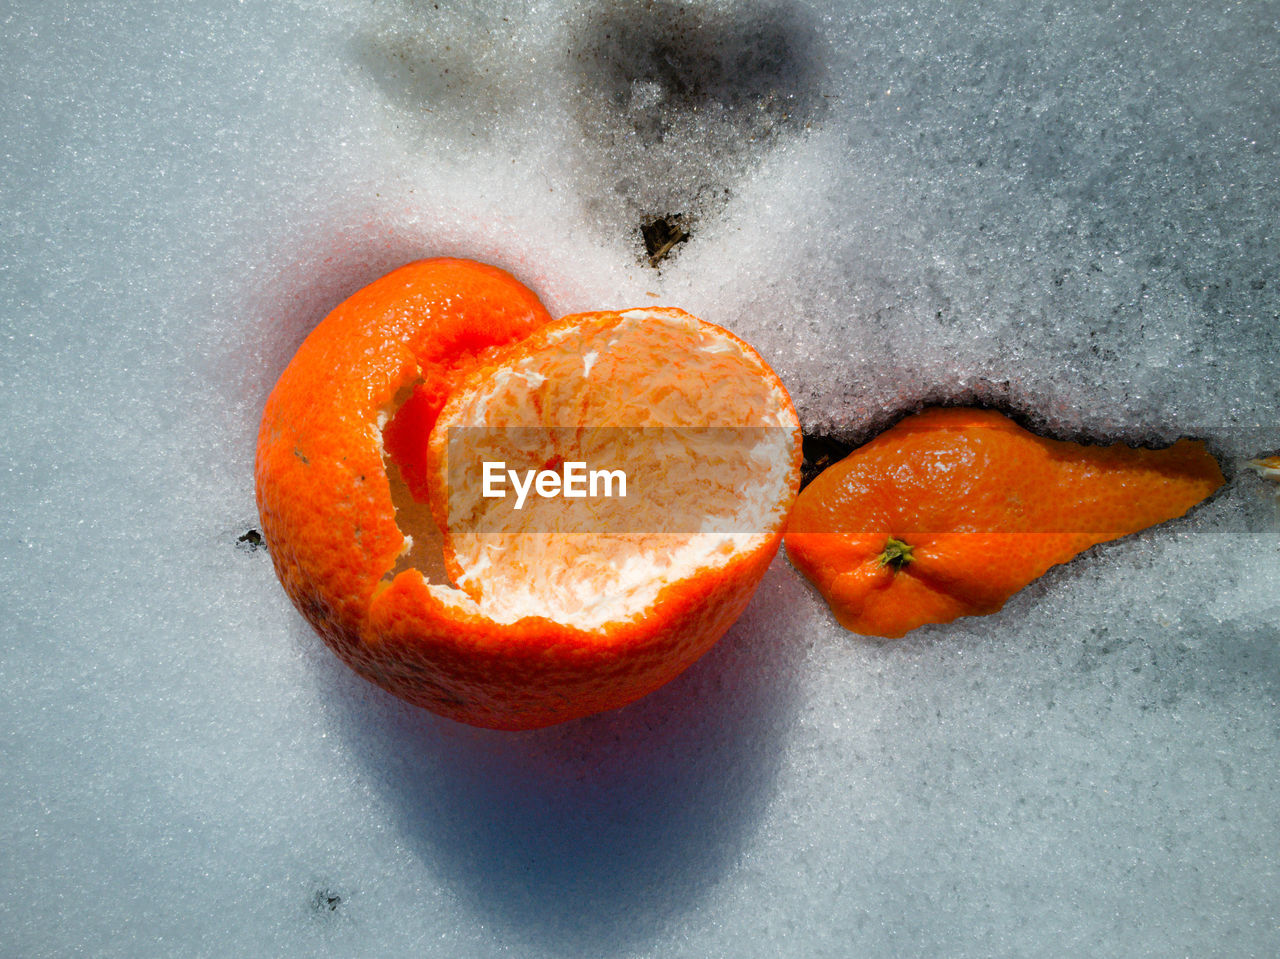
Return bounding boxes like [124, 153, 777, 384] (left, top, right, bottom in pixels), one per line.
[785, 407, 1225, 638]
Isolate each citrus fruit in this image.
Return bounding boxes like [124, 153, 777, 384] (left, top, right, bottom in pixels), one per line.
[785, 407, 1224, 638]
[255, 259, 800, 729]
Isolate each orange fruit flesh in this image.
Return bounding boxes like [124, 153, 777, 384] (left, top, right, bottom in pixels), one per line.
[785, 407, 1225, 638]
[256, 263, 800, 729]
[417, 308, 799, 630]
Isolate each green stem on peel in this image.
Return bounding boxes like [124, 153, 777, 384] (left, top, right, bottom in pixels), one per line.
[877, 537, 915, 570]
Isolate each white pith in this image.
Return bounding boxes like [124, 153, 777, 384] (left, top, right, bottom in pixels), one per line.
[387, 308, 799, 630]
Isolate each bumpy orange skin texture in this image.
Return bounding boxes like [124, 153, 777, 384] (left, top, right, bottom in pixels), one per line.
[785, 407, 1225, 638]
[256, 259, 798, 729]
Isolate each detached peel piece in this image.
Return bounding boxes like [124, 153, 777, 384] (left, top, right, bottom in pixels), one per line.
[785, 407, 1224, 638]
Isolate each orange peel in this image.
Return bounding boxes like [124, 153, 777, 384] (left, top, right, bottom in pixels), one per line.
[785, 407, 1225, 638]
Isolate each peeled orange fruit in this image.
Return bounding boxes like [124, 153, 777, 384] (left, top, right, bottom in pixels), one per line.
[255, 258, 800, 729]
[785, 407, 1224, 638]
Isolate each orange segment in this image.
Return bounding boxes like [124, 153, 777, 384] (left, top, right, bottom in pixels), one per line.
[423, 308, 799, 627]
[785, 407, 1224, 638]
[256, 264, 800, 730]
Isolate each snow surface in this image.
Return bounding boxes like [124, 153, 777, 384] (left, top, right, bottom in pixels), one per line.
[2, 0, 1278, 955]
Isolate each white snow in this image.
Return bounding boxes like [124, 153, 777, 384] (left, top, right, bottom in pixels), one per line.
[2, 0, 1278, 956]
